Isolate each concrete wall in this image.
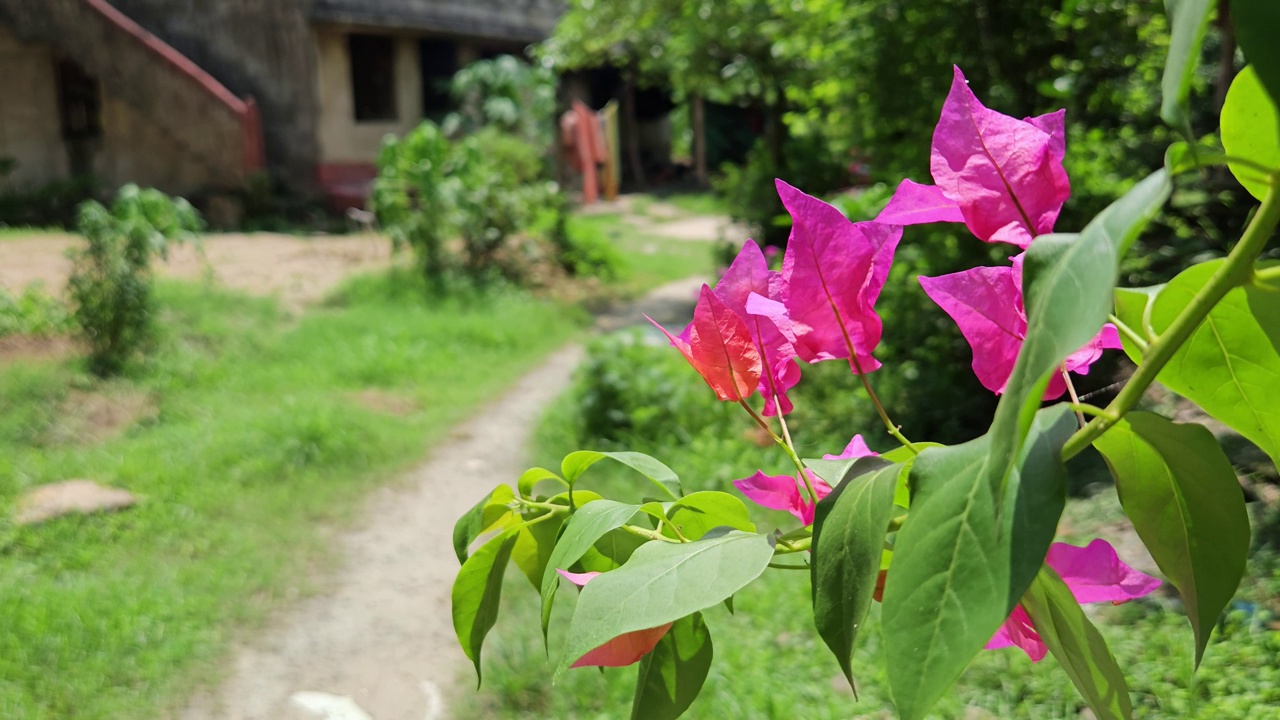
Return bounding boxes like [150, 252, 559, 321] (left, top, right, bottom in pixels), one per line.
[98, 95, 209, 193]
[99, 0, 318, 189]
[0, 26, 67, 187]
[315, 28, 424, 164]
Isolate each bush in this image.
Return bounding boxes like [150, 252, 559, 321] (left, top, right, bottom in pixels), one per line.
[67, 185, 201, 375]
[445, 55, 557, 145]
[0, 284, 72, 338]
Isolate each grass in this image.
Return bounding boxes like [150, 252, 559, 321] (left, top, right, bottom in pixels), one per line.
[0, 270, 588, 719]
[460, 335, 1280, 720]
[0, 227, 66, 242]
[570, 213, 717, 298]
[661, 192, 730, 218]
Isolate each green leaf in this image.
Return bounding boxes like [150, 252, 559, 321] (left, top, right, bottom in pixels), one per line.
[1113, 286, 1164, 362]
[519, 467, 564, 498]
[540, 500, 640, 641]
[1093, 412, 1251, 665]
[1232, 0, 1280, 110]
[1022, 567, 1134, 720]
[664, 491, 755, 541]
[451, 527, 519, 685]
[984, 170, 1170, 509]
[1148, 259, 1280, 466]
[1221, 65, 1280, 200]
[1161, 0, 1215, 136]
[630, 612, 714, 720]
[561, 450, 683, 500]
[811, 458, 899, 691]
[512, 514, 566, 590]
[883, 406, 1074, 720]
[453, 484, 514, 564]
[806, 443, 942, 509]
[1245, 268, 1280, 353]
[556, 529, 773, 678]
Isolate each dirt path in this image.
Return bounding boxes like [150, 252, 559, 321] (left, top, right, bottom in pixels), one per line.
[177, 277, 703, 720]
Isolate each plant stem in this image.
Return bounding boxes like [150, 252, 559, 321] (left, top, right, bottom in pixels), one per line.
[738, 398, 817, 502]
[773, 536, 812, 554]
[1108, 313, 1149, 353]
[621, 523, 681, 543]
[516, 498, 571, 515]
[1062, 179, 1280, 461]
[768, 561, 809, 571]
[829, 302, 919, 454]
[1060, 367, 1087, 427]
[1068, 402, 1115, 419]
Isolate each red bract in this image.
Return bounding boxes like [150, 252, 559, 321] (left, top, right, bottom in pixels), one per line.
[878, 66, 1070, 249]
[648, 284, 762, 403]
[712, 241, 801, 415]
[777, 179, 902, 372]
[556, 570, 673, 668]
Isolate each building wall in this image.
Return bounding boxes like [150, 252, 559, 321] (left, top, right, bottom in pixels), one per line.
[102, 0, 319, 190]
[315, 28, 424, 164]
[98, 95, 210, 193]
[0, 26, 67, 187]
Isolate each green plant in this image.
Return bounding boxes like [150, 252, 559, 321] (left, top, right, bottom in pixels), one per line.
[372, 121, 456, 294]
[67, 185, 201, 376]
[0, 284, 72, 338]
[445, 55, 557, 145]
[451, 4, 1280, 718]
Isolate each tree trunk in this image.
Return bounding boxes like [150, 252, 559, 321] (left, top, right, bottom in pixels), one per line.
[692, 93, 708, 186]
[1214, 0, 1236, 115]
[622, 79, 646, 188]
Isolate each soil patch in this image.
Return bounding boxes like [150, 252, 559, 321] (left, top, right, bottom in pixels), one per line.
[0, 334, 78, 367]
[14, 479, 139, 526]
[47, 388, 157, 445]
[0, 232, 392, 309]
[346, 390, 420, 417]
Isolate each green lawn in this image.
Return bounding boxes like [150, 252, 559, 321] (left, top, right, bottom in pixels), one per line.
[569, 213, 716, 298]
[460, 335, 1280, 720]
[0, 271, 589, 719]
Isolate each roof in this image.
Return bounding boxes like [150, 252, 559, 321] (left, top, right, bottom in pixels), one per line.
[310, 0, 563, 43]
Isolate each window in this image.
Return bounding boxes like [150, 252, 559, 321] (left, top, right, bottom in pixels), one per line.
[56, 59, 102, 140]
[349, 34, 396, 122]
[419, 38, 457, 118]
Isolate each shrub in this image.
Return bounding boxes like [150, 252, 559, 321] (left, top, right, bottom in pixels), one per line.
[0, 284, 72, 338]
[371, 122, 456, 294]
[67, 185, 201, 375]
[445, 55, 557, 145]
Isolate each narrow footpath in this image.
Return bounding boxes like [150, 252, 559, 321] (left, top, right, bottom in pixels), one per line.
[178, 276, 704, 720]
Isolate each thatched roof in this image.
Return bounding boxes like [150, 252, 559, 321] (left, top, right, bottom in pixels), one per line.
[310, 0, 563, 43]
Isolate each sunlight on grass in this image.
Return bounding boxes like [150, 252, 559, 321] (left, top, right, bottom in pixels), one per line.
[0, 275, 586, 719]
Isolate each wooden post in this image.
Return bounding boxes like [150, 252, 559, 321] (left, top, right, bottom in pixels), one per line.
[692, 93, 708, 186]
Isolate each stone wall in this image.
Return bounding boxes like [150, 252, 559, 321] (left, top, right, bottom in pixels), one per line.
[0, 0, 257, 192]
[0, 26, 68, 187]
[97, 0, 319, 190]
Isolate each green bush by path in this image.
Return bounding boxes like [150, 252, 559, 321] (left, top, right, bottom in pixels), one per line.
[461, 335, 1280, 719]
[0, 276, 585, 719]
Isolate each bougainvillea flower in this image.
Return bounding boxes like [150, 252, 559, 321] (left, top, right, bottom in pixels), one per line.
[776, 179, 902, 371]
[734, 469, 832, 526]
[556, 569, 673, 668]
[647, 284, 762, 402]
[822, 434, 878, 460]
[986, 539, 1161, 662]
[877, 66, 1070, 249]
[711, 241, 801, 415]
[918, 256, 1121, 399]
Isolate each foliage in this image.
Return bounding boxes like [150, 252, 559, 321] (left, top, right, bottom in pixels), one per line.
[0, 284, 72, 338]
[453, 4, 1280, 719]
[67, 185, 200, 376]
[445, 55, 557, 146]
[0, 175, 100, 229]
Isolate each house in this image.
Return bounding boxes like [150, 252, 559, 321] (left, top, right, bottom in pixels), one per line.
[0, 0, 563, 210]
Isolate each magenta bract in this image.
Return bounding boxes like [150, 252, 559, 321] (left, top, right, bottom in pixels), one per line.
[733, 469, 832, 526]
[986, 539, 1161, 662]
[777, 179, 901, 372]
